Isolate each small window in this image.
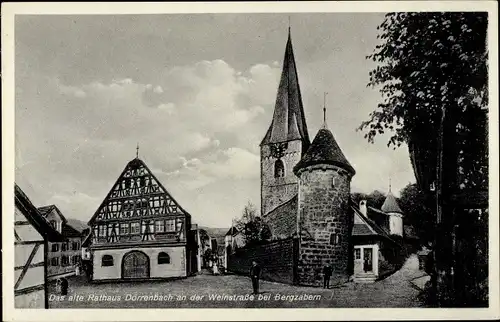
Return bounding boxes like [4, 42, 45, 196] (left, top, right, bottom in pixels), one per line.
[332, 177, 336, 187]
[130, 222, 140, 234]
[354, 248, 361, 260]
[329, 233, 337, 245]
[51, 257, 59, 266]
[158, 252, 170, 264]
[336, 234, 342, 245]
[61, 243, 67, 251]
[50, 220, 57, 230]
[51, 243, 59, 252]
[155, 221, 165, 233]
[99, 225, 107, 237]
[120, 223, 130, 235]
[165, 219, 176, 232]
[102, 255, 114, 267]
[274, 159, 285, 178]
[61, 255, 69, 266]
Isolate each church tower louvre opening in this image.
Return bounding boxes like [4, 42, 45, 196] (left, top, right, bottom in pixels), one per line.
[260, 29, 310, 217]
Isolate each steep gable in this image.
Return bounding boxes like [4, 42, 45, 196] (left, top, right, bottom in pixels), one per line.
[88, 157, 190, 226]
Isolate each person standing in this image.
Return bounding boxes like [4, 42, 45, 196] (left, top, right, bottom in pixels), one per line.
[249, 261, 261, 294]
[323, 263, 333, 289]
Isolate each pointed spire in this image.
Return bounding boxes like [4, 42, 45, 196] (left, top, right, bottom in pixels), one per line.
[261, 28, 310, 146]
[136, 143, 139, 159]
[389, 178, 392, 192]
[322, 92, 328, 129]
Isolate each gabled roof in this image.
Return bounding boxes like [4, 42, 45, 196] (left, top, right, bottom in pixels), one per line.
[261, 30, 310, 147]
[38, 204, 68, 223]
[87, 157, 191, 225]
[352, 206, 395, 243]
[62, 223, 83, 238]
[381, 191, 403, 214]
[294, 128, 355, 175]
[15, 184, 63, 242]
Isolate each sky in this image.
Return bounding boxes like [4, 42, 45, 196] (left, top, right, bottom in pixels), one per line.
[15, 13, 416, 228]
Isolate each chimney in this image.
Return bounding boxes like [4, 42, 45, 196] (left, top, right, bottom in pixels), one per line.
[359, 200, 367, 217]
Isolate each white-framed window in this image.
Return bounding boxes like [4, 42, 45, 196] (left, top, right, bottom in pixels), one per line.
[120, 223, 129, 235]
[99, 225, 107, 237]
[354, 248, 361, 260]
[155, 220, 165, 233]
[165, 219, 176, 232]
[131, 222, 140, 234]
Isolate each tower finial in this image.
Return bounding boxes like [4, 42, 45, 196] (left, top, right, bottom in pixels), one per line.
[389, 178, 392, 192]
[322, 92, 328, 129]
[288, 15, 291, 34]
[136, 143, 139, 159]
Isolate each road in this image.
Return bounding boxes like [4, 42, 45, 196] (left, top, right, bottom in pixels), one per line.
[49, 254, 426, 308]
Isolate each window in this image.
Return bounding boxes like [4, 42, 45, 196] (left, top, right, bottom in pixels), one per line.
[131, 222, 140, 234]
[354, 248, 361, 260]
[50, 220, 57, 229]
[165, 219, 176, 232]
[61, 243, 67, 251]
[120, 223, 130, 235]
[51, 243, 59, 252]
[330, 233, 337, 245]
[51, 257, 59, 266]
[72, 256, 79, 265]
[274, 159, 285, 178]
[155, 220, 165, 233]
[158, 252, 170, 264]
[61, 255, 69, 267]
[99, 225, 107, 237]
[101, 255, 114, 267]
[72, 241, 80, 250]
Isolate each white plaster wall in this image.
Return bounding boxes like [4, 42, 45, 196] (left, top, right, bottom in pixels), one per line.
[15, 244, 44, 267]
[15, 289, 45, 308]
[16, 265, 45, 289]
[93, 246, 186, 280]
[389, 213, 403, 236]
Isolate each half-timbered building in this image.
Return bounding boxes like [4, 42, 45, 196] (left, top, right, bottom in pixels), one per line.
[14, 184, 63, 308]
[87, 157, 198, 282]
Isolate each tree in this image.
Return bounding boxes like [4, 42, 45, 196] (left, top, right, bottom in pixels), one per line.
[351, 190, 386, 209]
[358, 12, 487, 193]
[235, 201, 271, 246]
[361, 13, 488, 307]
[398, 183, 434, 245]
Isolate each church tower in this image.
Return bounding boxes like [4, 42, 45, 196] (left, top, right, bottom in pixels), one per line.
[293, 116, 355, 285]
[260, 29, 310, 216]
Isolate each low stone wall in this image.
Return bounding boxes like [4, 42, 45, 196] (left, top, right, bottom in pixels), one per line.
[297, 239, 350, 287]
[227, 238, 298, 285]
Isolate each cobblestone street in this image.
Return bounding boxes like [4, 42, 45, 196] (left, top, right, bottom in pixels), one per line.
[49, 255, 426, 308]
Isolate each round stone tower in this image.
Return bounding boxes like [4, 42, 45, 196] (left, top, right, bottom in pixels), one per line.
[293, 126, 355, 286]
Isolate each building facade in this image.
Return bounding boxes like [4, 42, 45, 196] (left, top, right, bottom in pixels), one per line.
[38, 205, 83, 279]
[14, 184, 63, 308]
[87, 157, 197, 282]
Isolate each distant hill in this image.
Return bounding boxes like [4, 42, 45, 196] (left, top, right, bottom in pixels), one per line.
[199, 227, 229, 238]
[66, 218, 89, 233]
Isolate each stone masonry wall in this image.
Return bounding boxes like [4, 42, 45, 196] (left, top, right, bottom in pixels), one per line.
[297, 164, 352, 286]
[227, 238, 298, 285]
[261, 140, 303, 216]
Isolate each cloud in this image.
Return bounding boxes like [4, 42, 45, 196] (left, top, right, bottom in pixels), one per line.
[16, 59, 281, 224]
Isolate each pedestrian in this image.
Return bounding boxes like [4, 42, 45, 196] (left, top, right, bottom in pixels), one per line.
[323, 263, 333, 289]
[60, 277, 69, 295]
[249, 261, 261, 294]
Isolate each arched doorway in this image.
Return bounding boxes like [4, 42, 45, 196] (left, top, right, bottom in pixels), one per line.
[122, 251, 150, 279]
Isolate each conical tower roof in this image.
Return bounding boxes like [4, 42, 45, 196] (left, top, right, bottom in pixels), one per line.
[293, 128, 355, 175]
[381, 191, 403, 214]
[261, 30, 310, 147]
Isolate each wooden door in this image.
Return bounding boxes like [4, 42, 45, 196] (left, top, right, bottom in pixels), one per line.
[363, 248, 373, 272]
[122, 251, 150, 279]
